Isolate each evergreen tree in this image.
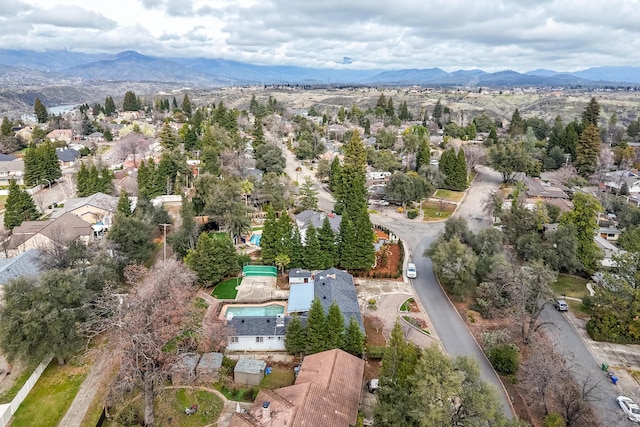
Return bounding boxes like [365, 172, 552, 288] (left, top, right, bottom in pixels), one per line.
[416, 139, 431, 171]
[398, 101, 411, 121]
[432, 99, 444, 127]
[23, 142, 62, 187]
[305, 298, 328, 354]
[342, 317, 365, 356]
[376, 93, 387, 110]
[34, 98, 48, 123]
[386, 97, 395, 117]
[318, 217, 338, 269]
[185, 232, 239, 285]
[122, 91, 139, 111]
[303, 224, 323, 270]
[326, 302, 345, 349]
[328, 156, 342, 192]
[575, 123, 601, 177]
[159, 121, 179, 149]
[167, 197, 199, 259]
[108, 213, 154, 264]
[1, 117, 13, 136]
[181, 93, 192, 118]
[284, 316, 306, 355]
[260, 207, 279, 264]
[338, 216, 359, 269]
[335, 132, 367, 218]
[289, 228, 304, 268]
[117, 190, 132, 216]
[276, 213, 293, 258]
[76, 162, 89, 197]
[352, 210, 376, 270]
[104, 96, 116, 115]
[252, 118, 266, 150]
[508, 108, 525, 137]
[4, 180, 39, 230]
[582, 97, 600, 127]
[249, 94, 259, 115]
[76, 164, 114, 196]
[299, 177, 318, 210]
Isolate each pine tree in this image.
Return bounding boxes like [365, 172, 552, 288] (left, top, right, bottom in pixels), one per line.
[318, 217, 337, 269]
[34, 98, 48, 123]
[76, 162, 89, 196]
[328, 156, 342, 192]
[508, 108, 525, 137]
[342, 317, 365, 356]
[1, 117, 13, 136]
[288, 228, 304, 268]
[122, 91, 138, 111]
[159, 121, 178, 149]
[575, 123, 601, 177]
[23, 142, 62, 187]
[117, 190, 132, 216]
[284, 316, 306, 355]
[305, 298, 328, 354]
[181, 94, 192, 117]
[376, 93, 387, 110]
[260, 207, 279, 264]
[252, 119, 266, 150]
[303, 224, 323, 270]
[276, 213, 293, 258]
[398, 101, 411, 121]
[338, 216, 359, 269]
[386, 97, 395, 117]
[104, 96, 116, 115]
[353, 209, 376, 270]
[582, 97, 600, 127]
[326, 302, 345, 349]
[4, 180, 39, 230]
[416, 139, 431, 171]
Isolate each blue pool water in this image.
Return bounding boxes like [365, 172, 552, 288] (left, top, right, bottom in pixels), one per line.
[226, 304, 285, 316]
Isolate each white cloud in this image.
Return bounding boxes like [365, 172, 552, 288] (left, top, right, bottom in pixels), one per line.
[2, 0, 640, 72]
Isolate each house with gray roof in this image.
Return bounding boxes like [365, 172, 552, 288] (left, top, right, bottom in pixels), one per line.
[234, 358, 267, 386]
[55, 148, 80, 167]
[6, 213, 92, 256]
[315, 268, 364, 332]
[0, 158, 24, 186]
[226, 315, 292, 352]
[294, 210, 341, 243]
[0, 249, 43, 286]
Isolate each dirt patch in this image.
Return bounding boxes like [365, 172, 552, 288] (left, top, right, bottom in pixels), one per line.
[374, 229, 389, 240]
[409, 301, 420, 312]
[364, 315, 386, 347]
[364, 243, 402, 279]
[276, 275, 290, 289]
[364, 359, 381, 382]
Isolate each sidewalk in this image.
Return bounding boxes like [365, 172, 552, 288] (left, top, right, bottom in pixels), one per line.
[564, 311, 640, 400]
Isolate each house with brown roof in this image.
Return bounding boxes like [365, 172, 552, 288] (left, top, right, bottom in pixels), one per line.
[229, 349, 365, 427]
[50, 192, 120, 232]
[46, 129, 73, 144]
[6, 212, 92, 256]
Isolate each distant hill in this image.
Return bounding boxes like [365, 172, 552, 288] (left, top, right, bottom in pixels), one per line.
[1, 49, 640, 86]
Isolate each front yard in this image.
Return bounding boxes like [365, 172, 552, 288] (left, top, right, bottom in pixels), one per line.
[421, 200, 457, 220]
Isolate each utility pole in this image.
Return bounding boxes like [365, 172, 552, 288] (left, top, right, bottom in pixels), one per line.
[159, 223, 171, 262]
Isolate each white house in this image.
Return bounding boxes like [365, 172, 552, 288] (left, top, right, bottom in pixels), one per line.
[226, 314, 290, 352]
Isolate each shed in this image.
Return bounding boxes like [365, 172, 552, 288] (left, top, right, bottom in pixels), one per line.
[197, 352, 224, 378]
[234, 358, 267, 386]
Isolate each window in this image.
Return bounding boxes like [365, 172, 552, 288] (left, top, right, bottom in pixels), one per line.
[229, 337, 238, 343]
[256, 337, 264, 343]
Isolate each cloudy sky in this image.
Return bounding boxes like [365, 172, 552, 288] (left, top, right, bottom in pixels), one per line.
[2, 0, 639, 72]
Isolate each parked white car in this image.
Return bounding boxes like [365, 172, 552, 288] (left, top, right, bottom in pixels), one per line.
[617, 396, 640, 422]
[407, 263, 417, 279]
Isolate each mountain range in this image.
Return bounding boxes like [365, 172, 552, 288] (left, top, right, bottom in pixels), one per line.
[0, 49, 639, 87]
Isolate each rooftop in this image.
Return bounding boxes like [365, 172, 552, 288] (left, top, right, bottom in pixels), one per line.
[235, 358, 267, 375]
[315, 268, 364, 332]
[0, 249, 43, 286]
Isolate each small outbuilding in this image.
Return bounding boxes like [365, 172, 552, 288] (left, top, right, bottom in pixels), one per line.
[197, 352, 224, 379]
[234, 358, 267, 386]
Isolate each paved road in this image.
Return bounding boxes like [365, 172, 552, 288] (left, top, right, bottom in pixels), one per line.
[373, 166, 514, 417]
[541, 306, 632, 426]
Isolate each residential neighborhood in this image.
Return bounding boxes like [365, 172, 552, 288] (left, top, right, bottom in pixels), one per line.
[0, 86, 640, 427]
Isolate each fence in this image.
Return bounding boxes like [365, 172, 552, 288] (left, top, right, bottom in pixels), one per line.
[0, 356, 52, 427]
[242, 265, 277, 277]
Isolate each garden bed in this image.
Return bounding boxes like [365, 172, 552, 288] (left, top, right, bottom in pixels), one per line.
[401, 316, 430, 335]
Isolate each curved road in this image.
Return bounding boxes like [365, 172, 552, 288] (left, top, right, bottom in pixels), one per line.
[373, 167, 514, 417]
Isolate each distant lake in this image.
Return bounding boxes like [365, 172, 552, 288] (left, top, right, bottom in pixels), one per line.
[48, 104, 78, 115]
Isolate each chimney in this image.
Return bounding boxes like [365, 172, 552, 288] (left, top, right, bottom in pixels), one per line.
[262, 401, 271, 422]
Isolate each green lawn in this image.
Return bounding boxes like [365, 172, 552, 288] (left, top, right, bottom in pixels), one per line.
[260, 366, 295, 390]
[212, 277, 241, 299]
[551, 274, 589, 299]
[421, 200, 456, 220]
[106, 388, 224, 427]
[9, 361, 89, 427]
[433, 189, 465, 202]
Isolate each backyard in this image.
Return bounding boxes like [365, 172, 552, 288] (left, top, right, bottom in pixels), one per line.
[212, 277, 241, 299]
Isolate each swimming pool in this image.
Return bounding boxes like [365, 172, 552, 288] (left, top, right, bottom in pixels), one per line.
[225, 304, 285, 317]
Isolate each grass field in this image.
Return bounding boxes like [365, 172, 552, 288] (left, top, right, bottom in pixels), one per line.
[9, 361, 89, 427]
[433, 189, 465, 202]
[421, 200, 456, 221]
[551, 274, 589, 299]
[260, 366, 295, 390]
[212, 277, 241, 299]
[0, 362, 38, 404]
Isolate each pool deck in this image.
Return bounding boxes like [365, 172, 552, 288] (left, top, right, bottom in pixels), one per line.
[219, 301, 288, 320]
[235, 275, 289, 302]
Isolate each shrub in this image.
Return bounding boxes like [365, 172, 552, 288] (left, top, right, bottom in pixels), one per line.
[544, 412, 566, 427]
[407, 209, 419, 219]
[489, 344, 519, 375]
[366, 346, 387, 359]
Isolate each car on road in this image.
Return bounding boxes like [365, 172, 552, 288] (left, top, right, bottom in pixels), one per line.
[617, 396, 640, 421]
[407, 263, 417, 279]
[556, 299, 569, 311]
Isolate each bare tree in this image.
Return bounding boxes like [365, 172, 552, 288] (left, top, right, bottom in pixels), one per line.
[463, 145, 486, 173]
[86, 260, 197, 427]
[115, 135, 150, 166]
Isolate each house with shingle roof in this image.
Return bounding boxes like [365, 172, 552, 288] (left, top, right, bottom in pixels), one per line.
[6, 212, 92, 256]
[315, 267, 364, 332]
[46, 129, 73, 144]
[0, 158, 24, 186]
[294, 210, 341, 243]
[0, 249, 43, 286]
[229, 348, 364, 427]
[51, 192, 120, 231]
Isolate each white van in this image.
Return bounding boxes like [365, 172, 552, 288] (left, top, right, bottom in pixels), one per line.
[407, 263, 417, 279]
